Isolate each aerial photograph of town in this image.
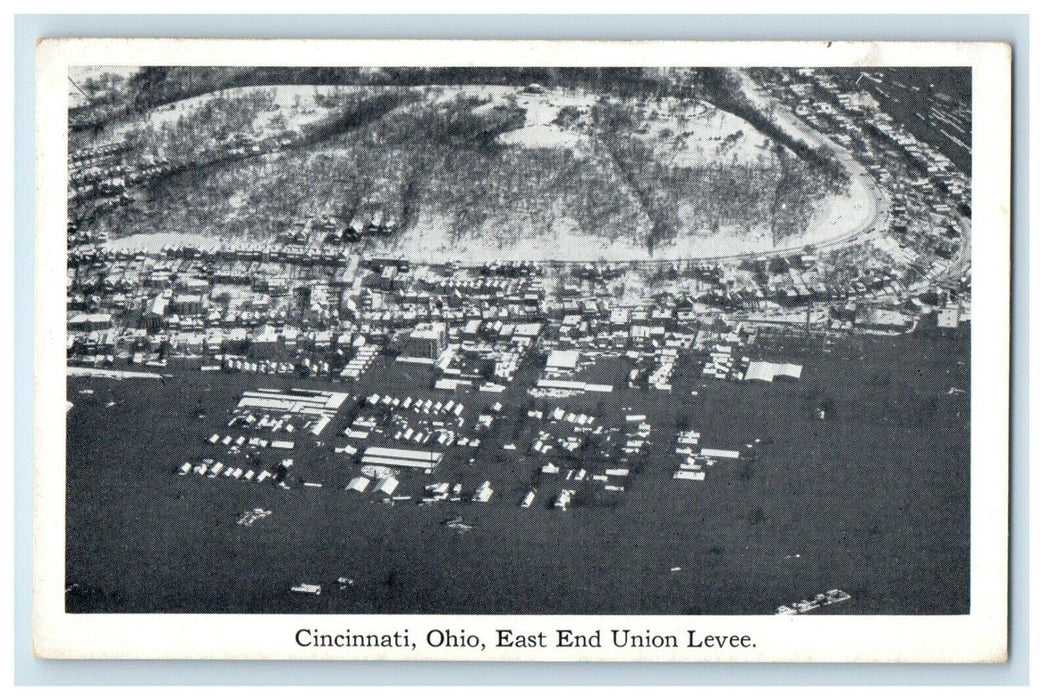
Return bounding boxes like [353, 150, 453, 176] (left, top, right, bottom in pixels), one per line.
[64, 65, 971, 616]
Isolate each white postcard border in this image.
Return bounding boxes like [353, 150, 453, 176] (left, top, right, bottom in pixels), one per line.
[34, 38, 1011, 662]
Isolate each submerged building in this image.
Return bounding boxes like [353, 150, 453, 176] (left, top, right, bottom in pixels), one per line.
[401, 322, 449, 362]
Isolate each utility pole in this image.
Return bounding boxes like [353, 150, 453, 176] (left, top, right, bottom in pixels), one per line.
[805, 298, 812, 343]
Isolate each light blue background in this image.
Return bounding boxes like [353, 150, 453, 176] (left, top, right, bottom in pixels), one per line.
[14, 13, 1029, 686]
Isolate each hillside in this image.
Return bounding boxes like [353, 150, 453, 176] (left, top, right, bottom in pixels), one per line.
[74, 74, 866, 261]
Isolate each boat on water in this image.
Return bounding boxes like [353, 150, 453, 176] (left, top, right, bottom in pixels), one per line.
[290, 583, 322, 595]
[776, 589, 851, 615]
[444, 515, 474, 532]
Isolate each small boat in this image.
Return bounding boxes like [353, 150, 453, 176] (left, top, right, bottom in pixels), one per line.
[444, 516, 474, 532]
[776, 589, 852, 615]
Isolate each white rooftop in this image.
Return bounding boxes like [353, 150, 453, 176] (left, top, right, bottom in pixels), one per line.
[546, 349, 580, 371]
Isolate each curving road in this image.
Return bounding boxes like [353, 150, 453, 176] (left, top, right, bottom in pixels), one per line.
[530, 72, 893, 267]
[707, 70, 892, 263]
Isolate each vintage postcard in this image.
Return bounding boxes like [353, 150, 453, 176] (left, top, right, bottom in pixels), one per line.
[34, 39, 1010, 662]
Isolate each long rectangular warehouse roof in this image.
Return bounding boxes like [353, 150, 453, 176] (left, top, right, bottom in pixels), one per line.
[700, 448, 740, 459]
[363, 445, 444, 465]
[361, 455, 440, 470]
[238, 388, 348, 415]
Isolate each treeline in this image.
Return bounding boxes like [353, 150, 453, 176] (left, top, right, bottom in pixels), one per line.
[307, 90, 413, 144]
[93, 93, 609, 243]
[122, 66, 684, 111]
[689, 67, 848, 187]
[93, 108, 650, 248]
[370, 96, 526, 151]
[130, 88, 277, 163]
[90, 67, 847, 251]
[590, 97, 835, 248]
[123, 88, 410, 189]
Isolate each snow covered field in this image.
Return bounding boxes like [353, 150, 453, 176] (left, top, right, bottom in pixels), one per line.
[143, 84, 351, 137]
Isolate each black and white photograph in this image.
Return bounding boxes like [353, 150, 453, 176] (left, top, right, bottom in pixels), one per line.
[33, 39, 1011, 662]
